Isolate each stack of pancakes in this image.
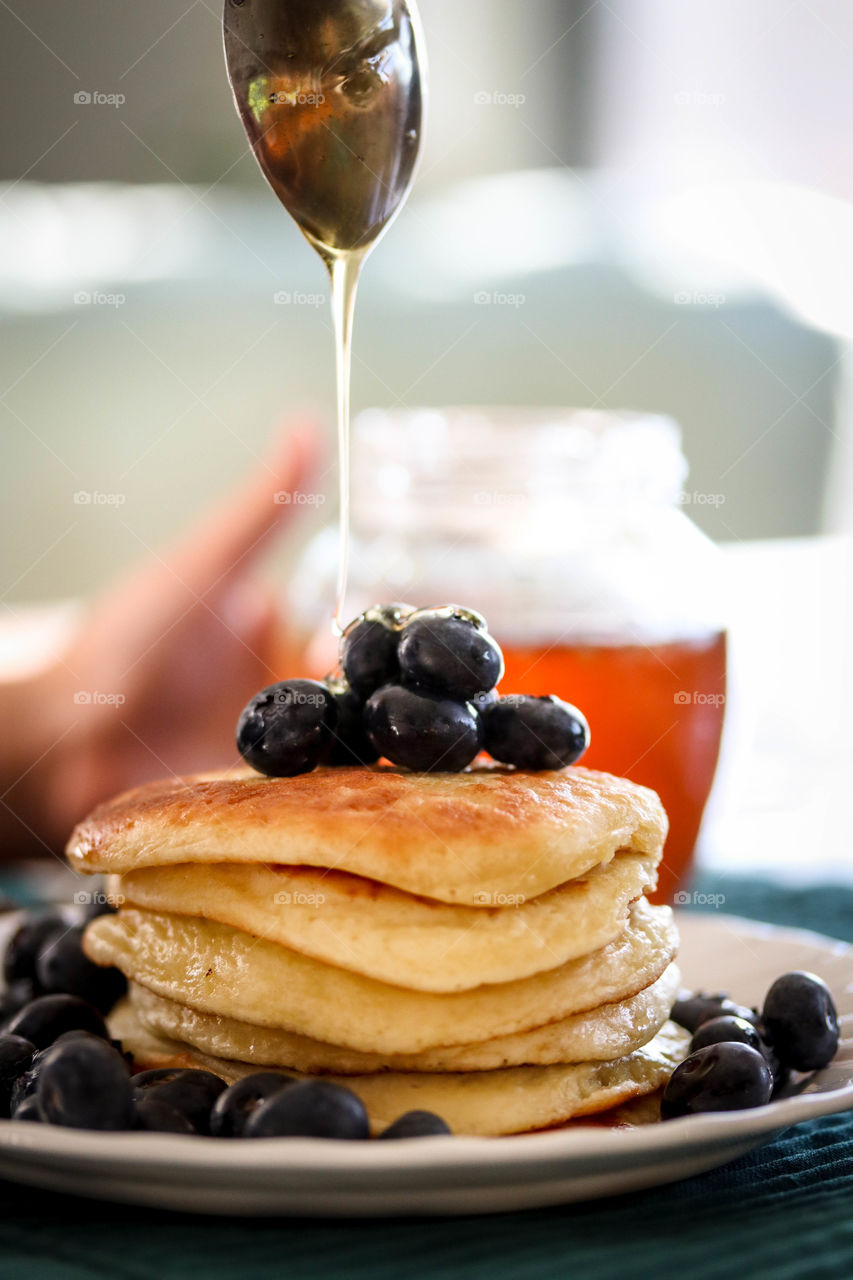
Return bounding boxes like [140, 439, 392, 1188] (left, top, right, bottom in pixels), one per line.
[68, 765, 686, 1136]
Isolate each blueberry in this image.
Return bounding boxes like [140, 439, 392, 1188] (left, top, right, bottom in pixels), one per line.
[35, 923, 127, 1014]
[38, 1035, 133, 1130]
[690, 1015, 763, 1055]
[10, 1048, 48, 1114]
[397, 613, 504, 702]
[377, 1110, 451, 1139]
[342, 611, 403, 701]
[0, 978, 38, 1022]
[661, 1043, 773, 1118]
[7, 1031, 116, 1118]
[670, 991, 759, 1034]
[326, 681, 378, 766]
[12, 1094, 42, 1123]
[3, 994, 109, 1049]
[243, 1079, 370, 1139]
[236, 679, 338, 777]
[0, 1033, 36, 1117]
[134, 1095, 197, 1134]
[688, 1015, 787, 1090]
[364, 685, 481, 772]
[482, 695, 589, 770]
[471, 688, 498, 714]
[762, 971, 839, 1072]
[131, 1068, 227, 1134]
[757, 1034, 789, 1093]
[210, 1072, 295, 1137]
[3, 910, 66, 986]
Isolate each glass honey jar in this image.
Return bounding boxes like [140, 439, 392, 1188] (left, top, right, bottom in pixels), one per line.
[286, 406, 727, 904]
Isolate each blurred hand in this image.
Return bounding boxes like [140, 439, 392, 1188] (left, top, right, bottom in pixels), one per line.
[3, 425, 318, 856]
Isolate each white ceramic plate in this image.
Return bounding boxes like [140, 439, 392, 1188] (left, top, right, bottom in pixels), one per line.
[0, 910, 850, 1217]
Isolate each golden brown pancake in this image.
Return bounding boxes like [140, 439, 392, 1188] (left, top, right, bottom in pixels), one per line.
[128, 962, 680, 1073]
[67, 763, 667, 906]
[114, 849, 658, 992]
[109, 998, 688, 1136]
[84, 899, 677, 1055]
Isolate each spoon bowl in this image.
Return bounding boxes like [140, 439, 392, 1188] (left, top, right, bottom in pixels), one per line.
[223, 0, 424, 258]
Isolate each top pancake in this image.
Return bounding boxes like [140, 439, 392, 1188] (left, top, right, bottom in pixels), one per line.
[67, 763, 667, 905]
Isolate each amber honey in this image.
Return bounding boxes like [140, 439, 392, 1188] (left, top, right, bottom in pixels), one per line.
[498, 630, 727, 906]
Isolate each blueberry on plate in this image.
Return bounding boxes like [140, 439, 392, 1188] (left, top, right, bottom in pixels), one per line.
[4, 1034, 96, 1114]
[758, 1036, 789, 1093]
[482, 695, 589, 770]
[397, 612, 504, 701]
[35, 923, 127, 1015]
[762, 971, 839, 1072]
[0, 979, 38, 1023]
[131, 1068, 227, 1135]
[3, 994, 109, 1050]
[325, 681, 378, 767]
[9, 1047, 50, 1114]
[38, 1035, 134, 1130]
[364, 685, 481, 772]
[690, 1015, 763, 1056]
[243, 1079, 370, 1139]
[670, 991, 759, 1034]
[341, 607, 408, 701]
[3, 910, 66, 987]
[12, 1094, 42, 1123]
[377, 1110, 451, 1139]
[236, 679, 338, 777]
[210, 1072, 295, 1138]
[134, 1095, 197, 1135]
[0, 1033, 36, 1117]
[661, 1042, 773, 1119]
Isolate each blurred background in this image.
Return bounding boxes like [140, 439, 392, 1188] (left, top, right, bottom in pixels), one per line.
[0, 1, 851, 882]
[3, 0, 853, 598]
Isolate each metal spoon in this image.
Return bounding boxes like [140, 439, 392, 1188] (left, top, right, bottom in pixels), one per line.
[223, 0, 425, 260]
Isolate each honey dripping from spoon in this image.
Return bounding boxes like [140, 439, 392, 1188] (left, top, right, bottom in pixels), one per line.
[223, 0, 426, 633]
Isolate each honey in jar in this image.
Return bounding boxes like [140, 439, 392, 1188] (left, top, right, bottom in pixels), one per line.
[287, 407, 727, 902]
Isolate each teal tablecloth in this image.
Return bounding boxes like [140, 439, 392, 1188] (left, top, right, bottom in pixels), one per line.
[0, 873, 851, 1280]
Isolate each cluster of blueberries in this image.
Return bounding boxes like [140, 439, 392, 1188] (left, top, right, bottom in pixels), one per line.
[662, 971, 839, 1118]
[237, 603, 590, 776]
[0, 903, 449, 1137]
